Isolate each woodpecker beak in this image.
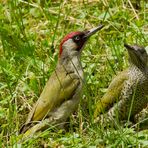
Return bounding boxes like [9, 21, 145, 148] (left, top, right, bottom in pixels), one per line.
[124, 43, 138, 58]
[83, 24, 104, 39]
[124, 44, 135, 51]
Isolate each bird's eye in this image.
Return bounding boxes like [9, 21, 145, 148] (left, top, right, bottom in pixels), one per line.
[74, 35, 80, 41]
[140, 49, 146, 54]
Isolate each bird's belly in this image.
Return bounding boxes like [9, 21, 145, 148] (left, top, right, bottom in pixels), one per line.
[120, 75, 148, 118]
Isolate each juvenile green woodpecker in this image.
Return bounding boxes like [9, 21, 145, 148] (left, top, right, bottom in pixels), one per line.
[94, 44, 148, 124]
[20, 25, 104, 133]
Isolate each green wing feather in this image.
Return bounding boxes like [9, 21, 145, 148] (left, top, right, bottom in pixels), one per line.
[21, 66, 80, 133]
[94, 70, 129, 118]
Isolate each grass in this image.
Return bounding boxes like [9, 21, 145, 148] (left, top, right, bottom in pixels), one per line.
[0, 0, 148, 147]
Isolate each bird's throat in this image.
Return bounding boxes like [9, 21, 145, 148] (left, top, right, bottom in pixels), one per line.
[58, 56, 84, 80]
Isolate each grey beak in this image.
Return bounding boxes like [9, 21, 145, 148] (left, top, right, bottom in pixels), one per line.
[83, 24, 104, 39]
[124, 44, 134, 51]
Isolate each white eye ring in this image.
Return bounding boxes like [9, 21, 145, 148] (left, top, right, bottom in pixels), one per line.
[75, 36, 80, 41]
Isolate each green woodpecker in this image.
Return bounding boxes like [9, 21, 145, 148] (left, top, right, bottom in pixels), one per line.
[94, 44, 148, 124]
[20, 24, 104, 133]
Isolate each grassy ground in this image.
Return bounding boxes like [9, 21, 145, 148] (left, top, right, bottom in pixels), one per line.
[0, 0, 148, 147]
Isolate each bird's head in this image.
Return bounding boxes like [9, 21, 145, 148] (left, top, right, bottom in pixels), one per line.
[59, 24, 104, 59]
[124, 44, 148, 70]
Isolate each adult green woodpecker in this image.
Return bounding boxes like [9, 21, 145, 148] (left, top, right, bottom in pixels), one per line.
[20, 24, 104, 133]
[94, 44, 148, 124]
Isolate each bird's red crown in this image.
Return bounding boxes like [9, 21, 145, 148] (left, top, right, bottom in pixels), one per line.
[59, 31, 81, 57]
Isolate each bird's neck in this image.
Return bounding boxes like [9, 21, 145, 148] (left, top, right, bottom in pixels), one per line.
[58, 55, 84, 79]
[130, 63, 148, 75]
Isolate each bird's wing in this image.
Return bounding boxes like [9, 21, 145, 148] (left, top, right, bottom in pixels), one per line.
[94, 70, 129, 118]
[22, 66, 80, 130]
[21, 89, 82, 137]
